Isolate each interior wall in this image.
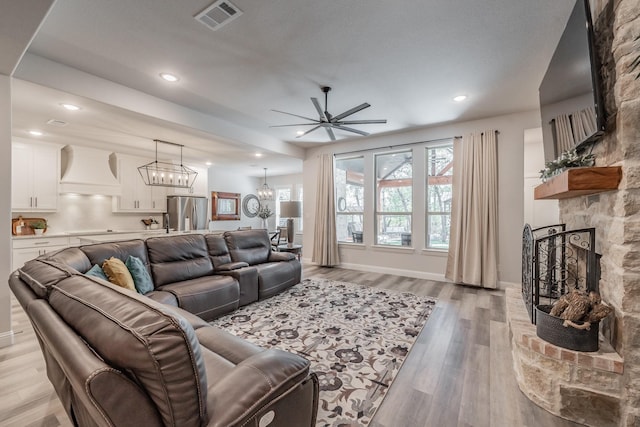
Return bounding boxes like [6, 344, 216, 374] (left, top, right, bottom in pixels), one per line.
[523, 127, 559, 227]
[208, 168, 264, 230]
[0, 75, 13, 347]
[304, 110, 541, 285]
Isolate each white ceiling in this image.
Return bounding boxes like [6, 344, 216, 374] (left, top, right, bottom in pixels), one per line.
[10, 0, 576, 176]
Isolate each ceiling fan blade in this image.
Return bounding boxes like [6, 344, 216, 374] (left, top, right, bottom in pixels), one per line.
[269, 123, 321, 128]
[338, 119, 387, 124]
[331, 103, 371, 122]
[310, 97, 326, 120]
[332, 124, 370, 136]
[325, 127, 336, 141]
[296, 125, 321, 138]
[271, 109, 318, 122]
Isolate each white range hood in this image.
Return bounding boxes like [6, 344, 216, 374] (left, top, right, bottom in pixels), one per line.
[59, 145, 122, 196]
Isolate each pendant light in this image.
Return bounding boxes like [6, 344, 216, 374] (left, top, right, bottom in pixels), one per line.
[257, 168, 274, 200]
[138, 139, 198, 188]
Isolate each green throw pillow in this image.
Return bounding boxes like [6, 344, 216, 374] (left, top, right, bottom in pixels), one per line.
[85, 264, 108, 281]
[125, 255, 154, 295]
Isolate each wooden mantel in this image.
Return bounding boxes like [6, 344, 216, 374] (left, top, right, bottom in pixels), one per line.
[534, 166, 622, 200]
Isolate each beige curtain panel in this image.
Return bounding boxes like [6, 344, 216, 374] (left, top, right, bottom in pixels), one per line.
[445, 131, 498, 288]
[553, 113, 574, 154]
[312, 154, 341, 266]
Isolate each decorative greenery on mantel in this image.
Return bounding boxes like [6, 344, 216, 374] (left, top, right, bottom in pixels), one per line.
[540, 148, 595, 181]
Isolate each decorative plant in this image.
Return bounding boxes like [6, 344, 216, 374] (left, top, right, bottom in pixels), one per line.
[257, 205, 273, 219]
[539, 148, 595, 181]
[30, 220, 47, 230]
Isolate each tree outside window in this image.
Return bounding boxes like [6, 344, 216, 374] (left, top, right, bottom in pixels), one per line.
[335, 156, 364, 243]
[375, 151, 412, 246]
[425, 145, 453, 249]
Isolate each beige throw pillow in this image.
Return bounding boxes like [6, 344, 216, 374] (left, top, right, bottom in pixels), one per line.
[102, 257, 136, 292]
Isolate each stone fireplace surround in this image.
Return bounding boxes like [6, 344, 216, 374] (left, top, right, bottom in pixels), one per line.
[507, 287, 624, 426]
[511, 1, 639, 424]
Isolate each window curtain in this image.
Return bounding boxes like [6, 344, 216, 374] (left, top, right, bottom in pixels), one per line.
[553, 114, 574, 154]
[445, 131, 498, 288]
[312, 154, 340, 266]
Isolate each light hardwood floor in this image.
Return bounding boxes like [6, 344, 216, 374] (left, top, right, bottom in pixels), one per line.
[0, 266, 584, 427]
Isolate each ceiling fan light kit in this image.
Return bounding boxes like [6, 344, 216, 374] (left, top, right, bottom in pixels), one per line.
[271, 86, 387, 141]
[138, 139, 198, 188]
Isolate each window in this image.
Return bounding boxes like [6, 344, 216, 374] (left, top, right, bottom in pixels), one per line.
[425, 145, 453, 249]
[276, 188, 291, 227]
[375, 151, 412, 246]
[275, 186, 302, 233]
[335, 157, 364, 243]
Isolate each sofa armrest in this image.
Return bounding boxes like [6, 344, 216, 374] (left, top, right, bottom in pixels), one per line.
[268, 251, 295, 262]
[217, 261, 249, 271]
[207, 349, 311, 427]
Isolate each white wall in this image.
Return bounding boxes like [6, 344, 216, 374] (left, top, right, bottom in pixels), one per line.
[304, 110, 542, 285]
[523, 127, 559, 227]
[0, 76, 13, 347]
[208, 168, 263, 230]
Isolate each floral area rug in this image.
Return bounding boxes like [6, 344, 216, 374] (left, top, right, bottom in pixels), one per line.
[209, 278, 437, 426]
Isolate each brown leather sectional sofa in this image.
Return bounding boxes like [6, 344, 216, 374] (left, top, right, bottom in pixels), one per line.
[9, 229, 318, 427]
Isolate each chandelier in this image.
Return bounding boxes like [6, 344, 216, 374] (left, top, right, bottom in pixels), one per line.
[138, 139, 198, 188]
[257, 168, 273, 200]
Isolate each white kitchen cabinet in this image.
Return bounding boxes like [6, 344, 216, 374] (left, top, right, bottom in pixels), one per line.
[12, 142, 59, 211]
[12, 236, 70, 270]
[112, 154, 166, 213]
[166, 165, 208, 197]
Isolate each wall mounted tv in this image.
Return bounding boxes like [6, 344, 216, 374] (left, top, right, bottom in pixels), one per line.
[539, 0, 605, 161]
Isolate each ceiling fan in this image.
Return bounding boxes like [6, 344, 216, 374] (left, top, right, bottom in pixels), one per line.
[271, 86, 387, 141]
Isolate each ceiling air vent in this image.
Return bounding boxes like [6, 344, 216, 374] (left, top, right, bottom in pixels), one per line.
[195, 0, 243, 31]
[46, 119, 68, 127]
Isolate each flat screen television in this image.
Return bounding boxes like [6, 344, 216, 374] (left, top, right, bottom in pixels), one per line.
[539, 0, 605, 161]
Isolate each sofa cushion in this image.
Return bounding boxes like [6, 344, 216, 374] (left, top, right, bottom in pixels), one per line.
[102, 257, 136, 292]
[81, 240, 150, 274]
[48, 275, 208, 427]
[46, 247, 92, 273]
[126, 255, 154, 294]
[157, 275, 239, 321]
[255, 262, 300, 300]
[224, 229, 272, 265]
[147, 235, 214, 287]
[204, 234, 233, 268]
[18, 259, 78, 299]
[85, 264, 108, 281]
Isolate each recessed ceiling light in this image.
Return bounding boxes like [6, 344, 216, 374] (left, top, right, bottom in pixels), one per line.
[453, 95, 467, 102]
[205, 161, 212, 166]
[29, 130, 43, 136]
[60, 103, 81, 111]
[296, 130, 305, 136]
[160, 73, 179, 82]
[255, 153, 263, 157]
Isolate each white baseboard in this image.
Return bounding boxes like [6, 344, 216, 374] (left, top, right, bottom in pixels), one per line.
[305, 259, 448, 282]
[304, 258, 518, 290]
[499, 281, 520, 290]
[0, 330, 15, 348]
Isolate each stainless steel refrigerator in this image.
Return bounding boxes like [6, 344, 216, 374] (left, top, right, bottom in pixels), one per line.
[165, 196, 208, 231]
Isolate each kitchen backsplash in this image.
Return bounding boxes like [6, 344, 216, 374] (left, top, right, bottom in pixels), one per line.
[13, 194, 163, 234]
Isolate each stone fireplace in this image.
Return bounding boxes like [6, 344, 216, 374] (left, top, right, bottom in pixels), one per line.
[513, 1, 640, 425]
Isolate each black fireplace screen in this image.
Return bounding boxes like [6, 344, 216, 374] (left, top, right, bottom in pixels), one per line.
[522, 224, 599, 323]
